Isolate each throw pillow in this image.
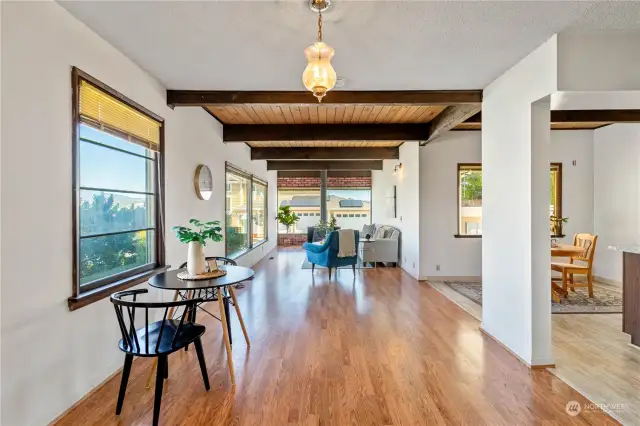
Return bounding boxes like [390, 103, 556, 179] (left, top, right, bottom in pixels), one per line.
[389, 229, 400, 240]
[374, 226, 387, 239]
[361, 223, 375, 237]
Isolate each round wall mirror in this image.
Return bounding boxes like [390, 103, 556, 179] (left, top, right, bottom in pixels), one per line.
[194, 165, 213, 200]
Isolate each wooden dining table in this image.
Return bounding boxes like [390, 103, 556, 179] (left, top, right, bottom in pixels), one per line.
[550, 244, 587, 302]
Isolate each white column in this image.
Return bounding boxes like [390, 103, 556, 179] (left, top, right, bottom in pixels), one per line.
[481, 36, 557, 366]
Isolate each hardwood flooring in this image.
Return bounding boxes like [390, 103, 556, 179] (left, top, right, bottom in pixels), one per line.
[55, 248, 615, 425]
[552, 313, 640, 426]
[430, 278, 639, 425]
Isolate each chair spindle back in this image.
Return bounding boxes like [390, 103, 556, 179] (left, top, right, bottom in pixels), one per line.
[111, 289, 201, 355]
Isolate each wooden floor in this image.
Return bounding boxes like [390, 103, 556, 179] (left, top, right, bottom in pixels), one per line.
[552, 313, 640, 426]
[55, 248, 616, 425]
[429, 279, 640, 425]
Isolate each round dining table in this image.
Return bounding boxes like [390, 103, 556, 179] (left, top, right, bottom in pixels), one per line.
[148, 265, 254, 386]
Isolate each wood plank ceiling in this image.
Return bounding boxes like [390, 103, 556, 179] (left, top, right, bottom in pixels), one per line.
[167, 91, 640, 170]
[205, 105, 447, 125]
[206, 104, 443, 149]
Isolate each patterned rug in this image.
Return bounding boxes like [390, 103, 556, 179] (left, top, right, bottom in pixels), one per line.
[301, 259, 374, 269]
[443, 281, 622, 314]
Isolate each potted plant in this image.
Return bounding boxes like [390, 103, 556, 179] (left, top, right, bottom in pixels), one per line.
[173, 219, 223, 275]
[276, 205, 300, 233]
[550, 216, 569, 237]
[329, 213, 337, 231]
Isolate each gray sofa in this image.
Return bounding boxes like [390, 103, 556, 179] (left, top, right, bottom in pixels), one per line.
[359, 224, 400, 266]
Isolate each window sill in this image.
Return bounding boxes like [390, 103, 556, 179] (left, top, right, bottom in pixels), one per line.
[68, 265, 170, 311]
[228, 239, 269, 261]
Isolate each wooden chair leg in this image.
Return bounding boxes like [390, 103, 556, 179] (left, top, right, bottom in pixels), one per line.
[562, 272, 568, 297]
[116, 354, 133, 415]
[194, 337, 211, 391]
[229, 287, 250, 347]
[588, 274, 594, 298]
[217, 294, 236, 385]
[328, 268, 332, 280]
[569, 273, 575, 292]
[153, 356, 166, 426]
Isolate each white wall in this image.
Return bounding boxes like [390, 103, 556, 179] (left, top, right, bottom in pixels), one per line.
[418, 130, 594, 279]
[419, 132, 482, 279]
[593, 124, 640, 282]
[552, 91, 640, 110]
[557, 33, 640, 92]
[481, 36, 557, 366]
[0, 3, 276, 425]
[372, 142, 420, 279]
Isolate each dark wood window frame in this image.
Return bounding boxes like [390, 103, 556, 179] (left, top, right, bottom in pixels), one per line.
[454, 162, 563, 239]
[68, 67, 168, 311]
[225, 162, 269, 259]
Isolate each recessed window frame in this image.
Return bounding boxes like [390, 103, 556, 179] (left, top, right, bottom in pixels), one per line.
[455, 162, 563, 238]
[225, 162, 269, 259]
[68, 68, 167, 310]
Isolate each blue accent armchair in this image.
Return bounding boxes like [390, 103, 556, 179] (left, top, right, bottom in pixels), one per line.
[302, 230, 360, 279]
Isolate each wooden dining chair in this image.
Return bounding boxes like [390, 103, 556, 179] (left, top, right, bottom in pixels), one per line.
[178, 256, 237, 270]
[111, 289, 210, 426]
[551, 233, 598, 298]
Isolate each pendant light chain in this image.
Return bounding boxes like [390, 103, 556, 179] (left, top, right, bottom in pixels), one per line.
[317, 10, 323, 42]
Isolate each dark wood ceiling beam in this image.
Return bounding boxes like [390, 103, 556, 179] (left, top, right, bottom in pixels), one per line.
[267, 160, 383, 171]
[225, 124, 429, 142]
[422, 105, 482, 145]
[550, 109, 640, 123]
[251, 147, 399, 160]
[462, 110, 640, 125]
[167, 90, 483, 107]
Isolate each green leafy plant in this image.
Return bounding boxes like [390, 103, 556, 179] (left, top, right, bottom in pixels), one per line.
[276, 205, 300, 233]
[317, 214, 338, 233]
[550, 216, 569, 236]
[173, 219, 223, 245]
[329, 213, 337, 230]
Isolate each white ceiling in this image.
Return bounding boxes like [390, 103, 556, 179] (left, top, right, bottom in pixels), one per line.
[58, 1, 640, 91]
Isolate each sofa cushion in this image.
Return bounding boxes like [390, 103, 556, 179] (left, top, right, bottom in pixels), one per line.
[389, 229, 400, 240]
[374, 225, 387, 239]
[361, 223, 375, 238]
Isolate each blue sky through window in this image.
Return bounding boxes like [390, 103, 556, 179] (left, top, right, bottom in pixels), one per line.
[79, 124, 151, 196]
[327, 189, 371, 202]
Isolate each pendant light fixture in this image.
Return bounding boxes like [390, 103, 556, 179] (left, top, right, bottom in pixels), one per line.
[302, 0, 337, 103]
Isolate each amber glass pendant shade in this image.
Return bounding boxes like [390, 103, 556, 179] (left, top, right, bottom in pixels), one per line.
[302, 41, 337, 102]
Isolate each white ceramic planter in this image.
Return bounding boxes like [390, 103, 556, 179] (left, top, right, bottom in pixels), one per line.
[187, 241, 206, 275]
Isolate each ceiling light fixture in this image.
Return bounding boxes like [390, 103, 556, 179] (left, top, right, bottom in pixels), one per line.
[302, 0, 337, 103]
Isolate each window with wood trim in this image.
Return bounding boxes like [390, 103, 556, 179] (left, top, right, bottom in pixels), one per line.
[71, 68, 165, 304]
[225, 163, 268, 258]
[456, 163, 562, 237]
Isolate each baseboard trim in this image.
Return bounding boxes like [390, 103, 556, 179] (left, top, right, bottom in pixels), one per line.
[594, 275, 622, 287]
[478, 326, 555, 370]
[423, 275, 481, 282]
[48, 359, 137, 425]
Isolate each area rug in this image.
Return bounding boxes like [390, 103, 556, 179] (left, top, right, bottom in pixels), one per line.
[443, 281, 622, 314]
[301, 258, 374, 270]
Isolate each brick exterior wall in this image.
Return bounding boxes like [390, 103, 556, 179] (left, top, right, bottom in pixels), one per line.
[278, 233, 308, 245]
[278, 176, 372, 188]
